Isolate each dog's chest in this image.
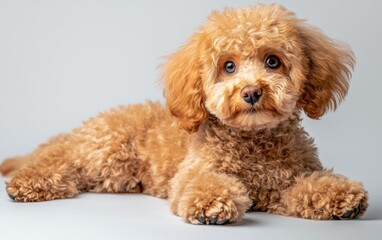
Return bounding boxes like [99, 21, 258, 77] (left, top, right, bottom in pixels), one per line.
[206, 127, 304, 191]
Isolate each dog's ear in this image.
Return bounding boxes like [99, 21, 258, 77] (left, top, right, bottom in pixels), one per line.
[297, 23, 355, 119]
[162, 33, 208, 133]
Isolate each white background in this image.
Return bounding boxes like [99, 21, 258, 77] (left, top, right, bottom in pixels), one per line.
[1, 0, 381, 239]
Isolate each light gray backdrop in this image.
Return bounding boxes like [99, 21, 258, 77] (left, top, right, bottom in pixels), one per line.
[0, 0, 381, 239]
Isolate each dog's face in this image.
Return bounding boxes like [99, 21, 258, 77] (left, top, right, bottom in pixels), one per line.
[163, 4, 354, 132]
[202, 19, 307, 130]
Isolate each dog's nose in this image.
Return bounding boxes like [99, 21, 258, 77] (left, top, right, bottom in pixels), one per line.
[240, 86, 262, 105]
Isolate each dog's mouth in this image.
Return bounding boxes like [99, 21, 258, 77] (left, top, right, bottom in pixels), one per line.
[243, 103, 264, 114]
[244, 100, 283, 115]
[247, 106, 258, 113]
[220, 101, 292, 130]
[207, 94, 293, 130]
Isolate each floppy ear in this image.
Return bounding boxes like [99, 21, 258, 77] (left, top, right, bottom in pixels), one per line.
[297, 23, 355, 119]
[162, 33, 208, 133]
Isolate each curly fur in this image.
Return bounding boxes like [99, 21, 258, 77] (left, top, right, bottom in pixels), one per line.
[0, 4, 367, 224]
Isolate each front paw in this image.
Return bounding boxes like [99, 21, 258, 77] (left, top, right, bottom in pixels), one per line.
[174, 177, 251, 224]
[281, 172, 368, 220]
[329, 180, 368, 220]
[180, 196, 243, 225]
[332, 204, 362, 220]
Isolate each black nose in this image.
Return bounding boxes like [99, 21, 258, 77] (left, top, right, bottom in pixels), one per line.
[240, 86, 262, 105]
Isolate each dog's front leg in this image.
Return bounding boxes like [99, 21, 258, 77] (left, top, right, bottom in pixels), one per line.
[168, 158, 252, 225]
[274, 171, 368, 220]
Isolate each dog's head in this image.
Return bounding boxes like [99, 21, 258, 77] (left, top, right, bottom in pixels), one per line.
[162, 4, 354, 132]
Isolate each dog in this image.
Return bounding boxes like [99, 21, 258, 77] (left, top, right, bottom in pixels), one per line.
[0, 4, 368, 224]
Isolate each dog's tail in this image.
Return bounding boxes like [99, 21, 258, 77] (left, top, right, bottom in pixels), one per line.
[0, 155, 30, 177]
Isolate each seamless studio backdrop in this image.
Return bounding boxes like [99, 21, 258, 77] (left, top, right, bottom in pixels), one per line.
[0, 0, 381, 240]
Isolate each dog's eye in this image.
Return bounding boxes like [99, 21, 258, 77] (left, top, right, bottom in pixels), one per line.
[265, 55, 281, 69]
[224, 60, 236, 74]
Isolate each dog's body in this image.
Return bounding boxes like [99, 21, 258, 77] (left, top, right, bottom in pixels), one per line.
[0, 4, 368, 224]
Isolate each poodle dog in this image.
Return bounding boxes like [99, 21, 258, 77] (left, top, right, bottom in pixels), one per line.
[0, 4, 368, 224]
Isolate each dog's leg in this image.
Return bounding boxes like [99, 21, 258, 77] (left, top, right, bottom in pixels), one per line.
[169, 165, 252, 225]
[4, 103, 167, 201]
[273, 171, 368, 220]
[5, 134, 83, 202]
[5, 135, 147, 202]
[6, 165, 81, 202]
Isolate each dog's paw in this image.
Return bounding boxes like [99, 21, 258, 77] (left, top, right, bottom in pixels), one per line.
[280, 172, 368, 220]
[175, 185, 251, 225]
[332, 204, 362, 220]
[181, 196, 244, 225]
[170, 171, 252, 224]
[188, 197, 240, 225]
[329, 186, 368, 220]
[325, 181, 368, 221]
[6, 171, 79, 202]
[6, 178, 57, 202]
